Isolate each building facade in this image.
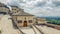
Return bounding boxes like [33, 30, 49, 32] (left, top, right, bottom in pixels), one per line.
[0, 3, 35, 27]
[11, 6, 34, 27]
[0, 3, 10, 14]
[36, 17, 47, 24]
[0, 2, 47, 27]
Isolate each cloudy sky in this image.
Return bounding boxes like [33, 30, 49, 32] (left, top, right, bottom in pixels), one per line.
[0, 0, 60, 17]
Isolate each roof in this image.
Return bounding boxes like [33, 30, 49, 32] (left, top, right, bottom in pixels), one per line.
[0, 2, 9, 8]
[11, 6, 18, 8]
[11, 5, 34, 16]
[12, 11, 34, 16]
[11, 5, 24, 10]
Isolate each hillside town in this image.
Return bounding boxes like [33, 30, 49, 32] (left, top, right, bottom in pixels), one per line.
[0, 2, 60, 34]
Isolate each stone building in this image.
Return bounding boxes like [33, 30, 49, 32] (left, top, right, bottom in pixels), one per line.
[0, 2, 47, 27]
[11, 6, 34, 27]
[36, 17, 47, 24]
[0, 3, 10, 14]
[0, 3, 35, 27]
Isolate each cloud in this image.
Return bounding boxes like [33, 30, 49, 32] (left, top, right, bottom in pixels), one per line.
[53, 1, 60, 7]
[0, 0, 11, 4]
[27, 7, 59, 16]
[0, 0, 60, 17]
[35, 1, 46, 7]
[22, 0, 60, 17]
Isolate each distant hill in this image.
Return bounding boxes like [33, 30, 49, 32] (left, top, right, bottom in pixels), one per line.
[40, 17, 60, 25]
[40, 16, 60, 20]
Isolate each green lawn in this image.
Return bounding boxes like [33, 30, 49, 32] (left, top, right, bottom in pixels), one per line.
[47, 19, 60, 25]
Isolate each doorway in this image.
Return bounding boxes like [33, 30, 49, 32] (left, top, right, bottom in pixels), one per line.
[23, 21, 27, 27]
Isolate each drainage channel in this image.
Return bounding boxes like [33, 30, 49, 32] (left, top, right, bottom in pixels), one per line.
[32, 25, 44, 34]
[12, 18, 25, 34]
[0, 15, 4, 20]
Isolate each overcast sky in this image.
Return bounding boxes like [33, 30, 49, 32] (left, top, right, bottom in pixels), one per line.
[0, 0, 60, 17]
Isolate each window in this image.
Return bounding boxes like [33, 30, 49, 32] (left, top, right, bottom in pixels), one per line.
[17, 20, 22, 23]
[12, 8, 16, 10]
[0, 12, 6, 15]
[29, 20, 32, 23]
[15, 12, 16, 13]
[17, 11, 19, 12]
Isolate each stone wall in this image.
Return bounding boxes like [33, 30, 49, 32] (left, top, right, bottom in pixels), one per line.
[12, 16, 34, 27]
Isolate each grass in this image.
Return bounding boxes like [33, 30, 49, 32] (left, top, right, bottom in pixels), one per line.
[47, 19, 60, 25]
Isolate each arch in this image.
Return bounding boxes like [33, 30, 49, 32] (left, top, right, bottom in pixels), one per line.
[23, 21, 27, 27]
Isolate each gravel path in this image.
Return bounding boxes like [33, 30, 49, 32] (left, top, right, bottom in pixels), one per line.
[32, 25, 42, 34]
[0, 15, 21, 34]
[36, 25, 60, 34]
[0, 15, 60, 34]
[20, 27, 35, 34]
